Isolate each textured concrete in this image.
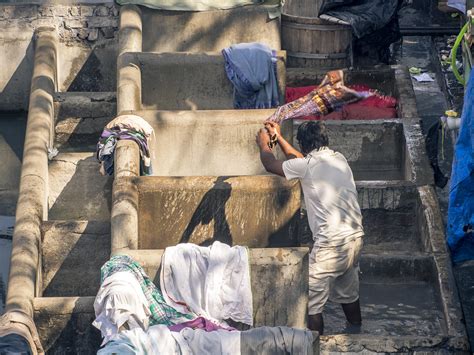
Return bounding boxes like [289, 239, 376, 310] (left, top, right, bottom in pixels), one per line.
[296, 118, 433, 184]
[135, 176, 301, 249]
[54, 92, 116, 151]
[140, 5, 281, 52]
[48, 152, 112, 221]
[0, 112, 27, 215]
[136, 109, 292, 176]
[41, 221, 110, 297]
[126, 52, 287, 110]
[0, 4, 119, 110]
[5, 27, 56, 319]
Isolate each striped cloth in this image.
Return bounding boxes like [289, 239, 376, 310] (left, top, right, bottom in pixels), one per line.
[100, 255, 195, 326]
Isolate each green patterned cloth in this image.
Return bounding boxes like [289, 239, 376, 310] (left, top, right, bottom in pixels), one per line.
[100, 255, 194, 326]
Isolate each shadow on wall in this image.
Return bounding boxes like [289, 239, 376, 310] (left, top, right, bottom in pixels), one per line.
[180, 176, 233, 246]
[64, 45, 117, 92]
[0, 38, 34, 110]
[48, 155, 112, 221]
[41, 220, 111, 297]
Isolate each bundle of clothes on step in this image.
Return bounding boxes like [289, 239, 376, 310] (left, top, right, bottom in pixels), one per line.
[96, 114, 154, 176]
[267, 70, 397, 123]
[94, 241, 313, 354]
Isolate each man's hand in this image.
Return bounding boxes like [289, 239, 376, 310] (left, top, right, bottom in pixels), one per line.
[264, 122, 281, 137]
[256, 128, 270, 150]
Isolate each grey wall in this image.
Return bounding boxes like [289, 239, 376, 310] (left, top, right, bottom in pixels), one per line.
[0, 4, 119, 111]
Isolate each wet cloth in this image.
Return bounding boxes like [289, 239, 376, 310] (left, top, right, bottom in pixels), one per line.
[222, 42, 279, 109]
[160, 241, 253, 327]
[240, 326, 314, 354]
[93, 271, 151, 345]
[267, 70, 371, 124]
[99, 255, 194, 328]
[285, 85, 397, 120]
[308, 237, 363, 314]
[97, 325, 241, 355]
[96, 114, 154, 176]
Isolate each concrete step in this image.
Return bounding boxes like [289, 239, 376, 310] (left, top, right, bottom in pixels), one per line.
[138, 5, 281, 53]
[121, 51, 286, 111]
[54, 92, 116, 151]
[41, 220, 110, 297]
[48, 152, 112, 221]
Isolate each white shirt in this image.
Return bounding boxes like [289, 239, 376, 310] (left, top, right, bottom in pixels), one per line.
[282, 147, 364, 247]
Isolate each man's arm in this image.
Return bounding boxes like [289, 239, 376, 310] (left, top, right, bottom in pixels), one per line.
[256, 128, 285, 177]
[265, 122, 303, 160]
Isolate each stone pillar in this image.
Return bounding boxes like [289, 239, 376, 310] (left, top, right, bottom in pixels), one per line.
[111, 140, 140, 254]
[117, 5, 142, 114]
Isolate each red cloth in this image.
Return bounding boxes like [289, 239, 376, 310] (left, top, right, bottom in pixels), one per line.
[285, 85, 397, 120]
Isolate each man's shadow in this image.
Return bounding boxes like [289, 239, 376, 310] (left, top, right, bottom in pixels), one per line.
[179, 176, 233, 246]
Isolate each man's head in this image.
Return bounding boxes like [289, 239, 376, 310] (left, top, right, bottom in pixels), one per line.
[296, 121, 329, 155]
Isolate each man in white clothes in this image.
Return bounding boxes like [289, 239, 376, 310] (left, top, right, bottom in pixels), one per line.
[256, 120, 364, 335]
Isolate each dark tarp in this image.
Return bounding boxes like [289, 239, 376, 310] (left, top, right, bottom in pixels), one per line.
[319, 0, 399, 38]
[448, 70, 474, 264]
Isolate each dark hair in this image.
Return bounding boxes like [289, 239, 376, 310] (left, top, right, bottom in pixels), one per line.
[296, 121, 329, 154]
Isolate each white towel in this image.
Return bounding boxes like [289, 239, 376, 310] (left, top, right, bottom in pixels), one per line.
[160, 241, 253, 326]
[93, 271, 151, 345]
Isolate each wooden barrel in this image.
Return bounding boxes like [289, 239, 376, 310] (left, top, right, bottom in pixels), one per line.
[281, 13, 353, 69]
[283, 0, 322, 17]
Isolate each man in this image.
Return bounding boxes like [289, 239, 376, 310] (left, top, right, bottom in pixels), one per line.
[256, 121, 364, 335]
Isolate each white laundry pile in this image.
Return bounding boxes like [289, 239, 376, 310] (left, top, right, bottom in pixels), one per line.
[93, 242, 253, 354]
[93, 271, 151, 345]
[97, 325, 241, 355]
[160, 241, 253, 327]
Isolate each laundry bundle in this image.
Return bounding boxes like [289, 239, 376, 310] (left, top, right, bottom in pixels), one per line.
[266, 70, 373, 124]
[93, 242, 259, 354]
[96, 114, 154, 176]
[222, 42, 280, 109]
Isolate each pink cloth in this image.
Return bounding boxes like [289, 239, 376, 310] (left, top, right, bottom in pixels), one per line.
[285, 85, 397, 121]
[169, 317, 236, 333]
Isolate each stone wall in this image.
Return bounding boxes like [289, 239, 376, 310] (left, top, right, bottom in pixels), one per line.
[0, 3, 119, 110]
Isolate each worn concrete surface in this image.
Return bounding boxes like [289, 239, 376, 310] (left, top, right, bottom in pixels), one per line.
[0, 112, 26, 215]
[0, 4, 119, 110]
[135, 109, 291, 176]
[135, 176, 301, 249]
[54, 92, 116, 151]
[41, 221, 110, 297]
[48, 152, 112, 221]
[140, 5, 281, 53]
[129, 52, 286, 110]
